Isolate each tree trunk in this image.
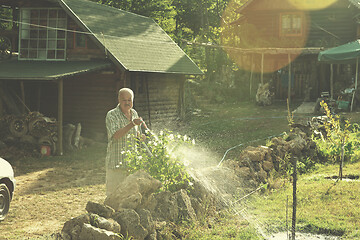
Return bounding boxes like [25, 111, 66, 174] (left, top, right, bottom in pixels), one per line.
[339, 139, 345, 180]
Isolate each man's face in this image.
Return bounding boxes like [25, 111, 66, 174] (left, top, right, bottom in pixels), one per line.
[119, 92, 133, 112]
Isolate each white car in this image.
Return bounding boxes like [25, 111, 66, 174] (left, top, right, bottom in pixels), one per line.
[0, 157, 16, 221]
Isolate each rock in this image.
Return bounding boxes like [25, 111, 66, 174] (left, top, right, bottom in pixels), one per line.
[105, 170, 161, 211]
[137, 209, 155, 235]
[238, 167, 251, 179]
[89, 213, 121, 234]
[79, 223, 122, 240]
[61, 214, 90, 240]
[112, 209, 148, 240]
[175, 189, 196, 222]
[152, 191, 178, 222]
[151, 189, 196, 223]
[262, 160, 274, 172]
[257, 169, 267, 183]
[86, 201, 115, 218]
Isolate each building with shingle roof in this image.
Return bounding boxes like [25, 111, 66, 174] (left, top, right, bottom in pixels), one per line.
[0, 0, 202, 154]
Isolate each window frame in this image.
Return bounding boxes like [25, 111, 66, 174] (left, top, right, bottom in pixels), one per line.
[73, 28, 88, 49]
[279, 12, 303, 37]
[18, 8, 67, 61]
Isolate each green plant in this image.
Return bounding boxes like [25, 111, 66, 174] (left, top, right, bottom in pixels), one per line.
[314, 101, 352, 179]
[123, 129, 195, 192]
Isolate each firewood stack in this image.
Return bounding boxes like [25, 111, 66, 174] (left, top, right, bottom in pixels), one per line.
[0, 112, 58, 156]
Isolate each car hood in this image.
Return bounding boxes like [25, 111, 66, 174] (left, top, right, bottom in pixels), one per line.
[0, 157, 16, 188]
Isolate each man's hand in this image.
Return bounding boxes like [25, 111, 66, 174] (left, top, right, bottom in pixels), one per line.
[132, 117, 144, 126]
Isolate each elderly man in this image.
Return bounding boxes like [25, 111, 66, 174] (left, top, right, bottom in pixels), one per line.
[105, 88, 144, 196]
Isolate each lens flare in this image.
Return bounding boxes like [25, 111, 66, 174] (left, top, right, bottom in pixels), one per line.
[287, 0, 337, 10]
[221, 0, 310, 73]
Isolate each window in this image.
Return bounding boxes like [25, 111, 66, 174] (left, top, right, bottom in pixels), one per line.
[280, 13, 302, 36]
[19, 8, 67, 60]
[74, 29, 87, 48]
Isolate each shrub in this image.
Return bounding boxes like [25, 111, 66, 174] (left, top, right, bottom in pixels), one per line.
[312, 101, 360, 178]
[123, 129, 195, 192]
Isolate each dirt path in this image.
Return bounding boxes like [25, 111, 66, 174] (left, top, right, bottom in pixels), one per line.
[0, 144, 107, 240]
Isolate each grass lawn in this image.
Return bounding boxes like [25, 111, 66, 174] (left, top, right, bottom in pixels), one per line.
[180, 100, 360, 239]
[181, 100, 299, 158]
[249, 161, 360, 239]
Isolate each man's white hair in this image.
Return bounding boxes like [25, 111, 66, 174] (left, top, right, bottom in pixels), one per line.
[118, 88, 134, 100]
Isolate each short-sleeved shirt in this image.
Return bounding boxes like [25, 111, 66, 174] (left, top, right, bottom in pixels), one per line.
[105, 105, 140, 169]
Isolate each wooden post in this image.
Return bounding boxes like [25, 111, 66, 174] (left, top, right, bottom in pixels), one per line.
[351, 58, 358, 112]
[37, 83, 42, 112]
[250, 54, 254, 99]
[20, 81, 25, 113]
[57, 79, 63, 156]
[286, 195, 289, 240]
[288, 54, 292, 106]
[292, 156, 298, 240]
[145, 75, 152, 128]
[261, 53, 264, 84]
[330, 64, 334, 100]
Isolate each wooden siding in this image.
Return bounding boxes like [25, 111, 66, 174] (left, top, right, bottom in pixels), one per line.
[62, 73, 118, 138]
[307, 8, 357, 46]
[241, 0, 357, 47]
[30, 71, 118, 139]
[131, 73, 184, 130]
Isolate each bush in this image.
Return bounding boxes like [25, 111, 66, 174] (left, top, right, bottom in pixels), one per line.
[123, 129, 195, 192]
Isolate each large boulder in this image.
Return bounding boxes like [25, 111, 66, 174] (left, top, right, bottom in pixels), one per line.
[89, 213, 121, 234]
[61, 214, 91, 240]
[104, 170, 162, 211]
[86, 201, 115, 219]
[151, 189, 196, 223]
[112, 208, 148, 240]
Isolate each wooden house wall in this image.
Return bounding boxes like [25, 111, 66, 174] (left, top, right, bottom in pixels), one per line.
[130, 73, 184, 130]
[62, 73, 118, 138]
[241, 0, 357, 47]
[307, 7, 357, 46]
[32, 72, 118, 139]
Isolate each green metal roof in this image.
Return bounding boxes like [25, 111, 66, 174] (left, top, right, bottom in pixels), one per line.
[0, 60, 112, 80]
[318, 40, 360, 64]
[59, 0, 203, 75]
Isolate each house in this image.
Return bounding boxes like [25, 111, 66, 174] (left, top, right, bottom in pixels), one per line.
[0, 0, 202, 154]
[228, 0, 360, 101]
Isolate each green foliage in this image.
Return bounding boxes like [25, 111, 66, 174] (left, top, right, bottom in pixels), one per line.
[313, 101, 358, 165]
[123, 130, 195, 192]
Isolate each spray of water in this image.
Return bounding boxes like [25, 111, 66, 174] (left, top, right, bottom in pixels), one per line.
[142, 123, 273, 238]
[170, 143, 271, 238]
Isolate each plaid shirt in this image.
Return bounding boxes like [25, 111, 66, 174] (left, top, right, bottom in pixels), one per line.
[105, 105, 140, 169]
